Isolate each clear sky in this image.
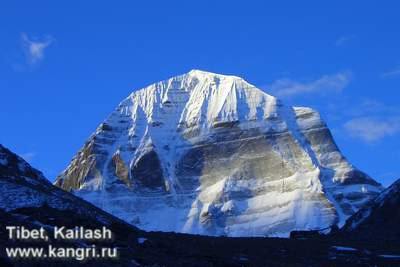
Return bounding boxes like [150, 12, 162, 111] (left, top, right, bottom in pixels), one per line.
[1, 1, 399, 186]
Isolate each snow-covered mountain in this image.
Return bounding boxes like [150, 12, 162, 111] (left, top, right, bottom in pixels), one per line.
[55, 70, 382, 237]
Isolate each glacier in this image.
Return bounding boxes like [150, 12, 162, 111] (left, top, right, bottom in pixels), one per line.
[55, 70, 382, 237]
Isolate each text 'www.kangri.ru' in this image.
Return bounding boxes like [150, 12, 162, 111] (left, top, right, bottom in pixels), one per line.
[5, 225, 118, 261]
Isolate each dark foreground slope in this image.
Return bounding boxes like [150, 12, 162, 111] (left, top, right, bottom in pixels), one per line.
[0, 144, 144, 266]
[340, 178, 400, 243]
[1, 144, 399, 267]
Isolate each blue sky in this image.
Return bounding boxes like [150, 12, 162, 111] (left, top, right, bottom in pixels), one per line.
[1, 1, 399, 186]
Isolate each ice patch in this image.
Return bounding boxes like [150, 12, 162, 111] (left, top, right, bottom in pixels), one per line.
[332, 246, 357, 252]
[379, 254, 400, 259]
[137, 237, 147, 244]
[0, 158, 7, 166]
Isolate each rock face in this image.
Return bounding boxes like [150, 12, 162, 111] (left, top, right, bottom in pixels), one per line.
[55, 70, 382, 237]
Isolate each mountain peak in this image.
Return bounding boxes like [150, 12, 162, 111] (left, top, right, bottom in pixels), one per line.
[187, 69, 244, 81]
[118, 70, 277, 131]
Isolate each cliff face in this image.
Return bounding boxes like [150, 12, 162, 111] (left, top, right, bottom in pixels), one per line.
[55, 70, 382, 237]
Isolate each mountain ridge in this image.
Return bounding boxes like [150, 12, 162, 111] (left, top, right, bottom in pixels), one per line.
[340, 178, 400, 243]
